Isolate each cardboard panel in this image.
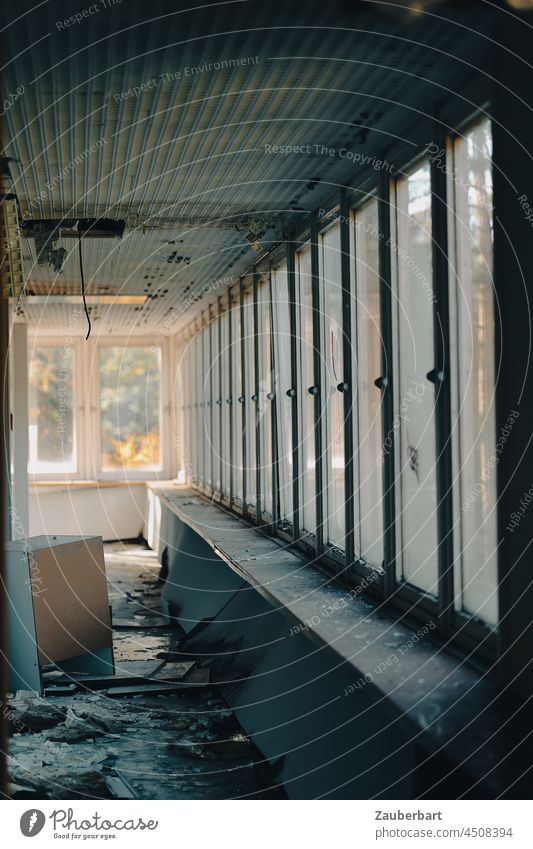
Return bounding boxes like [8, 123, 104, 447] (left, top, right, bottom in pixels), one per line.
[29, 536, 112, 664]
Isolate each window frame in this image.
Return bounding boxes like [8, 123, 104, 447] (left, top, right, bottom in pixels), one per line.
[90, 336, 171, 482]
[181, 108, 500, 664]
[446, 116, 499, 639]
[27, 335, 84, 482]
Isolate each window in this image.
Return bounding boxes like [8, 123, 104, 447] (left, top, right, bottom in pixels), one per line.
[272, 261, 293, 526]
[296, 244, 316, 537]
[319, 223, 345, 552]
[448, 118, 497, 626]
[257, 272, 274, 518]
[212, 311, 222, 495]
[28, 344, 76, 475]
[177, 117, 498, 639]
[194, 331, 204, 486]
[392, 161, 439, 594]
[220, 302, 231, 498]
[243, 282, 257, 511]
[352, 198, 384, 570]
[230, 290, 243, 505]
[202, 323, 212, 491]
[176, 344, 187, 482]
[187, 339, 197, 484]
[99, 346, 161, 472]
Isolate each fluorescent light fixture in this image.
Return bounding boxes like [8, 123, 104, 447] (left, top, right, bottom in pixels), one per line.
[21, 295, 148, 305]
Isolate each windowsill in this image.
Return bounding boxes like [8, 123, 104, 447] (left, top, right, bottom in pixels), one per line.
[157, 486, 533, 798]
[30, 479, 150, 489]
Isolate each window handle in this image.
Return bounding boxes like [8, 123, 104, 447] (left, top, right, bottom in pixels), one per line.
[266, 392, 275, 401]
[216, 399, 222, 406]
[238, 396, 245, 403]
[207, 400, 213, 407]
[286, 388, 296, 398]
[251, 394, 258, 402]
[374, 376, 388, 390]
[226, 398, 232, 404]
[426, 368, 444, 384]
[336, 382, 350, 393]
[308, 385, 319, 396]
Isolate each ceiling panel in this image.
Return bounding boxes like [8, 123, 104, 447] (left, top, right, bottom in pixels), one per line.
[1, 0, 498, 335]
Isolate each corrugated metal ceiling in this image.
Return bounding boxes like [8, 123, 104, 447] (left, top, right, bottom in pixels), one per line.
[1, 0, 498, 335]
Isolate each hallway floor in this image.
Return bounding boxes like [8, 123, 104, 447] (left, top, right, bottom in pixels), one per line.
[7, 541, 285, 800]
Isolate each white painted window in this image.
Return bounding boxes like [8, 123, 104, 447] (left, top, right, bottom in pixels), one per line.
[230, 292, 243, 504]
[212, 313, 222, 495]
[272, 261, 293, 524]
[189, 338, 198, 484]
[351, 198, 384, 570]
[201, 325, 212, 489]
[392, 162, 439, 594]
[243, 283, 256, 509]
[448, 118, 498, 626]
[296, 243, 316, 537]
[195, 332, 204, 486]
[220, 305, 231, 497]
[319, 223, 345, 551]
[257, 273, 274, 518]
[28, 343, 77, 475]
[99, 345, 162, 473]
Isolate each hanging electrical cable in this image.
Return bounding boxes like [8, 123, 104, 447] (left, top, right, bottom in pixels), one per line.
[77, 223, 92, 340]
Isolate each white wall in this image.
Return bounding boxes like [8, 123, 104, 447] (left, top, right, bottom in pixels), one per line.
[29, 485, 147, 541]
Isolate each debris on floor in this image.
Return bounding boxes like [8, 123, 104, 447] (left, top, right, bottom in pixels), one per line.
[6, 541, 285, 800]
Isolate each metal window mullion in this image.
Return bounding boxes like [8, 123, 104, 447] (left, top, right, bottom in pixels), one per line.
[430, 123, 455, 636]
[310, 213, 324, 555]
[340, 189, 355, 572]
[378, 172, 397, 599]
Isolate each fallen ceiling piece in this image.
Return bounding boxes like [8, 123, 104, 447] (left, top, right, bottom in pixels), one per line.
[46, 659, 197, 691]
[106, 667, 210, 697]
[112, 616, 170, 629]
[9, 702, 67, 734]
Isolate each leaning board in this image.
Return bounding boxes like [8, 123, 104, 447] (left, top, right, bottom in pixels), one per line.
[28, 535, 112, 664]
[5, 535, 113, 691]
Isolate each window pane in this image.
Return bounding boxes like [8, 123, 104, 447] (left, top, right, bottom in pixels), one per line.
[202, 325, 212, 489]
[297, 245, 316, 536]
[258, 275, 273, 517]
[221, 306, 231, 497]
[212, 314, 222, 494]
[231, 294, 243, 503]
[187, 339, 198, 483]
[450, 119, 497, 626]
[353, 199, 384, 569]
[99, 346, 161, 471]
[320, 224, 345, 550]
[272, 262, 293, 524]
[243, 285, 256, 509]
[394, 162, 438, 593]
[28, 345, 76, 474]
[195, 333, 204, 484]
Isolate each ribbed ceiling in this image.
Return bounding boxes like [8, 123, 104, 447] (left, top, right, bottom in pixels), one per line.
[1, 0, 498, 335]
